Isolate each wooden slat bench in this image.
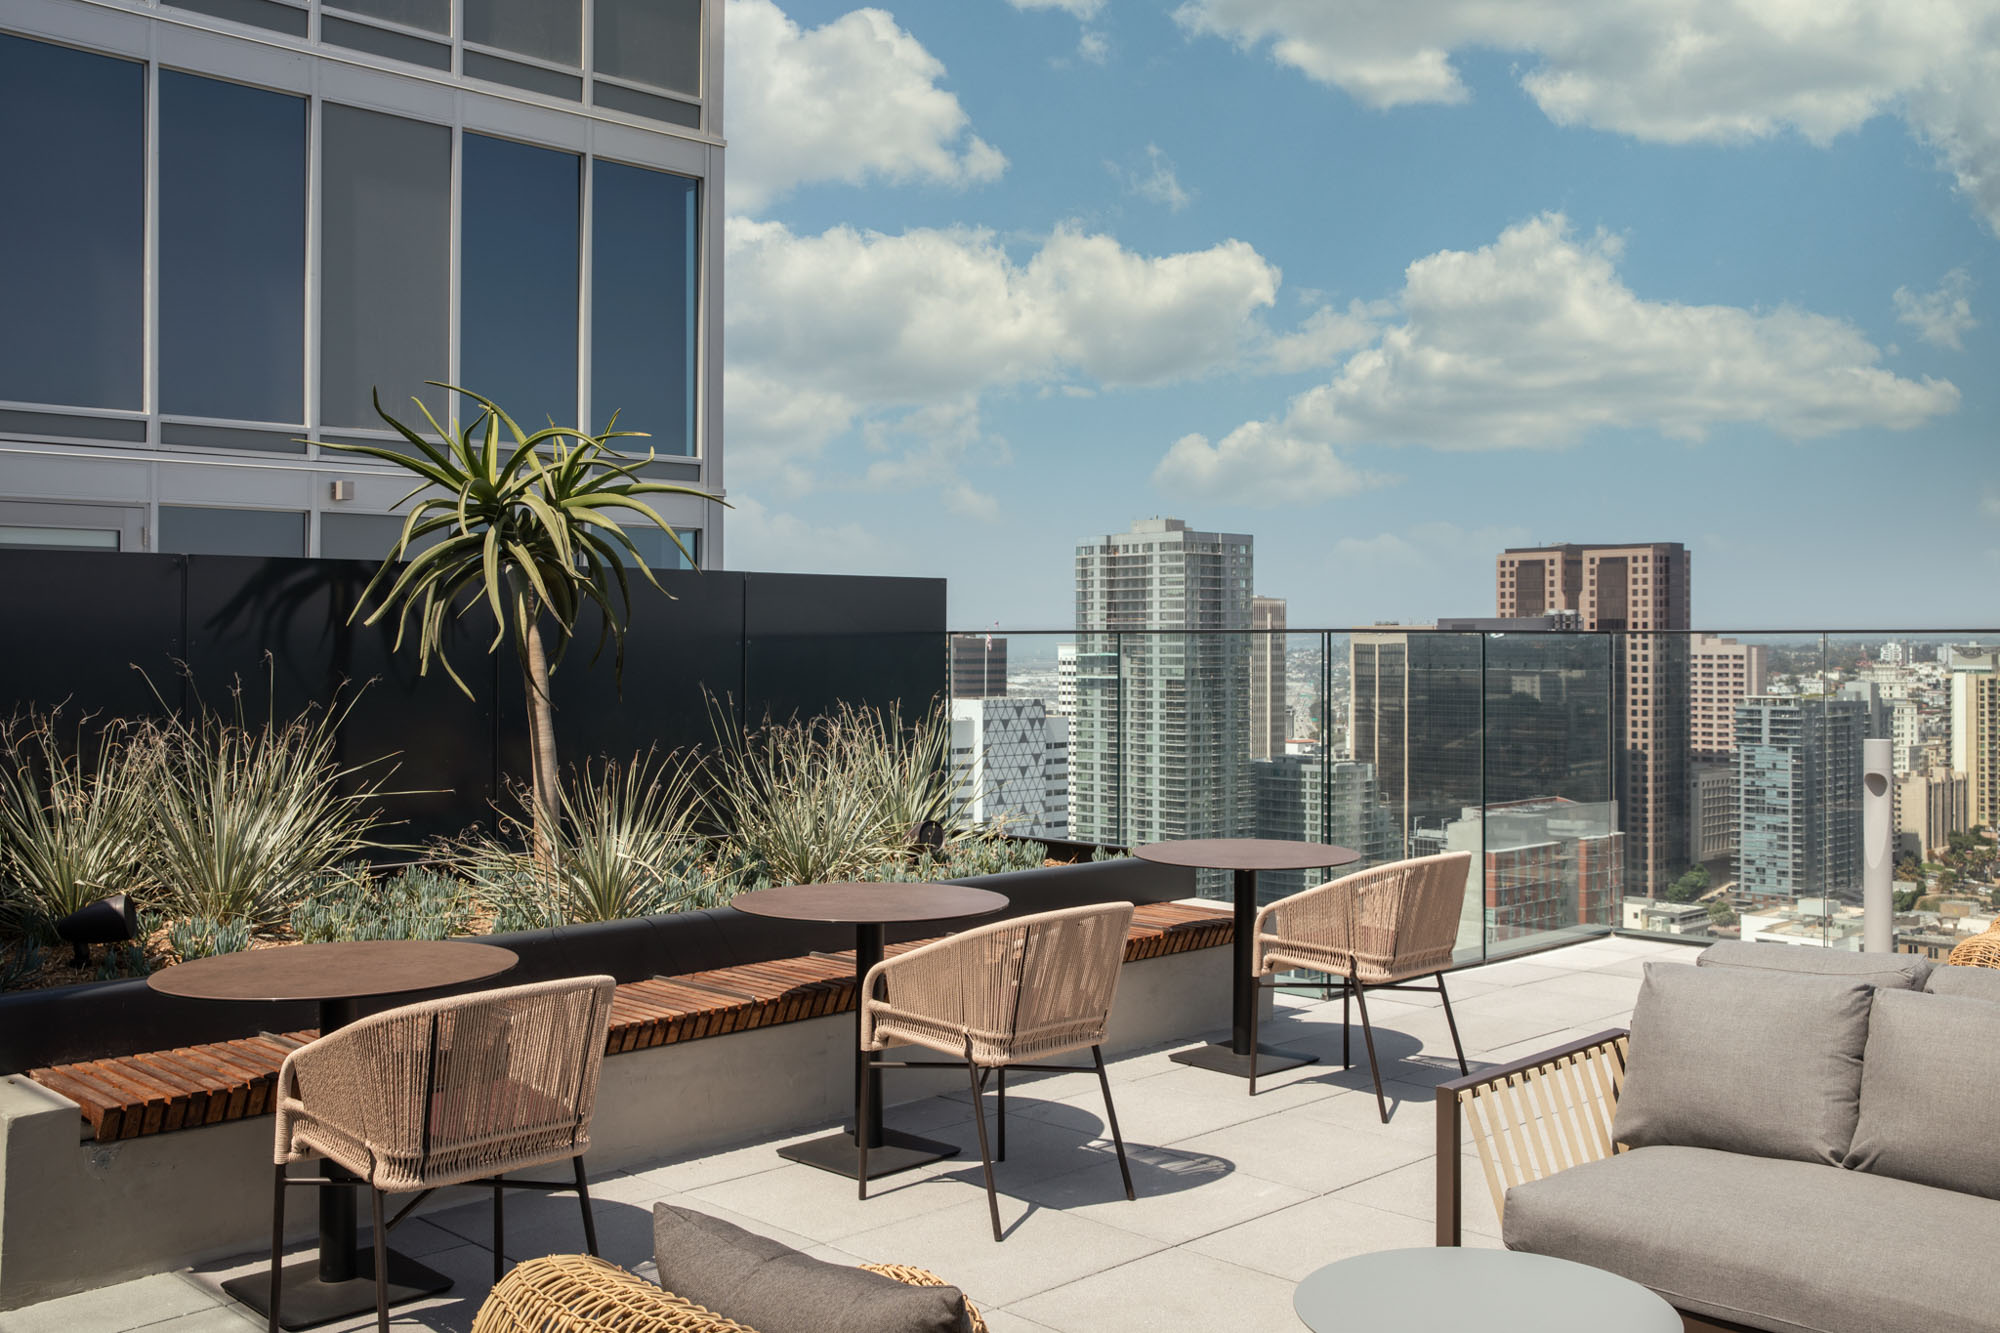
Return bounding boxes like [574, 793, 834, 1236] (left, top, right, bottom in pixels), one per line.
[28, 901, 1232, 1143]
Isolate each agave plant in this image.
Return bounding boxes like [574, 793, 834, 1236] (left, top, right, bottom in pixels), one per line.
[455, 749, 723, 927]
[0, 711, 157, 933]
[324, 386, 719, 862]
[145, 699, 396, 931]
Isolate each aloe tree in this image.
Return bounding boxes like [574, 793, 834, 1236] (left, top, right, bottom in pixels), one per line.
[326, 384, 715, 858]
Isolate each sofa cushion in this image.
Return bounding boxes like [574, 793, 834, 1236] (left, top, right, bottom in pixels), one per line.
[1846, 989, 2000, 1199]
[1925, 963, 2000, 1003]
[1504, 1145, 2000, 1333]
[1613, 962, 1872, 1165]
[652, 1204, 969, 1333]
[1696, 939, 1931, 990]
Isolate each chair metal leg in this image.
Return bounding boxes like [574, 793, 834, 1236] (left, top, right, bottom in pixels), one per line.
[966, 1041, 1002, 1242]
[266, 1163, 286, 1333]
[573, 1155, 599, 1255]
[1092, 1046, 1134, 1202]
[1247, 976, 1263, 1097]
[370, 1188, 390, 1333]
[492, 1179, 505, 1284]
[1342, 979, 1352, 1069]
[1349, 966, 1389, 1123]
[1437, 973, 1469, 1076]
[996, 1064, 1006, 1162]
[857, 1043, 873, 1200]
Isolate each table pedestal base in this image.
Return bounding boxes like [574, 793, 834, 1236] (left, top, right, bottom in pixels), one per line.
[1171, 1042, 1319, 1079]
[222, 1250, 452, 1330]
[779, 1127, 960, 1180]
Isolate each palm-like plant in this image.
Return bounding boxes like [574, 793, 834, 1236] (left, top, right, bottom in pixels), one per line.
[325, 385, 718, 858]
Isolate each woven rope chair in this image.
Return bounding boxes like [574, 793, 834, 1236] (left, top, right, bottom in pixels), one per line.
[471, 1254, 990, 1333]
[268, 975, 617, 1333]
[858, 901, 1137, 1241]
[1947, 921, 2000, 969]
[1249, 852, 1473, 1120]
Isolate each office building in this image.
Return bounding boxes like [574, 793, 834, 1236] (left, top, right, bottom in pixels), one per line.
[1055, 643, 1078, 718]
[950, 635, 1007, 699]
[1431, 798, 1624, 948]
[1896, 768, 1969, 861]
[1689, 634, 1767, 761]
[1496, 542, 1692, 896]
[949, 696, 1067, 839]
[1735, 696, 1867, 901]
[1251, 755, 1397, 900]
[1249, 596, 1287, 761]
[0, 0, 724, 565]
[1071, 518, 1253, 870]
[1689, 761, 1735, 865]
[1949, 649, 2000, 830]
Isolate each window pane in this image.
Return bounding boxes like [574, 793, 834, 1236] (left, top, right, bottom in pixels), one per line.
[320, 511, 441, 560]
[320, 104, 450, 429]
[465, 0, 580, 65]
[158, 506, 306, 556]
[615, 525, 698, 570]
[0, 526, 121, 551]
[591, 161, 697, 454]
[594, 0, 701, 97]
[0, 36, 144, 409]
[326, 0, 448, 34]
[462, 134, 579, 429]
[160, 72, 306, 423]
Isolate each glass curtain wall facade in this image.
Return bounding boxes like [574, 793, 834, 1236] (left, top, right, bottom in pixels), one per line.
[0, 0, 723, 566]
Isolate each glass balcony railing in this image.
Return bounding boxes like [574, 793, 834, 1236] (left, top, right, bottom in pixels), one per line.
[944, 627, 2000, 970]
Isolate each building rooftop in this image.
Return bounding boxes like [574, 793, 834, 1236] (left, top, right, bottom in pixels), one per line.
[13, 935, 1693, 1333]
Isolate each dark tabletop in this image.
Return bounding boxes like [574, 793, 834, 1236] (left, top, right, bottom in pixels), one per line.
[1133, 838, 1361, 873]
[731, 882, 1010, 926]
[147, 939, 518, 1003]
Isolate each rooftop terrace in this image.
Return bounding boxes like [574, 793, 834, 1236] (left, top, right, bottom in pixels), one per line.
[11, 934, 1693, 1333]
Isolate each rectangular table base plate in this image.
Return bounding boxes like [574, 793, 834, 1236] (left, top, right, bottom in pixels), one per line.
[779, 1127, 960, 1180]
[222, 1250, 452, 1330]
[1171, 1042, 1319, 1079]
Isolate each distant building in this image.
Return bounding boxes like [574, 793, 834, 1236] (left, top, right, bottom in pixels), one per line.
[1431, 797, 1624, 949]
[1949, 649, 2000, 831]
[1251, 756, 1397, 901]
[1496, 542, 1692, 897]
[1622, 897, 1713, 936]
[1689, 634, 1767, 762]
[1689, 761, 1736, 864]
[1740, 897, 1865, 950]
[1896, 768, 1969, 861]
[950, 696, 1067, 839]
[1250, 596, 1287, 761]
[949, 634, 1007, 699]
[1055, 643, 1077, 718]
[1735, 697, 1867, 900]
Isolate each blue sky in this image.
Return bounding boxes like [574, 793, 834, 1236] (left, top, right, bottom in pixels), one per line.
[718, 0, 1999, 630]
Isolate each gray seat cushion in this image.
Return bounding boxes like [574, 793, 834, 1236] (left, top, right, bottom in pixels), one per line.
[652, 1203, 970, 1333]
[1697, 939, 1931, 990]
[1614, 962, 1873, 1165]
[1504, 1145, 2000, 1333]
[1925, 962, 2000, 1003]
[1847, 988, 2000, 1200]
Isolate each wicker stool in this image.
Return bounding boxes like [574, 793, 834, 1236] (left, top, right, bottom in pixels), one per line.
[1947, 922, 2000, 969]
[471, 1254, 988, 1333]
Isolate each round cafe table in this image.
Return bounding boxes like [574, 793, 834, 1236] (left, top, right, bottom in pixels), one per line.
[732, 881, 1008, 1180]
[149, 939, 517, 1330]
[1135, 838, 1359, 1079]
[1294, 1247, 1681, 1332]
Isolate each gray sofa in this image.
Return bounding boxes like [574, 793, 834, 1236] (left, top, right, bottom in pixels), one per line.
[1437, 942, 2000, 1333]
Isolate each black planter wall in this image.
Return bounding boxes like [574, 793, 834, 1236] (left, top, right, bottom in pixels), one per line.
[0, 549, 947, 841]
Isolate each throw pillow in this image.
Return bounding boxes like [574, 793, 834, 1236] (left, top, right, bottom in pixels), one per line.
[652, 1203, 970, 1333]
[1613, 962, 1874, 1165]
[1846, 989, 2000, 1199]
[1696, 939, 1931, 990]
[1924, 963, 2000, 1004]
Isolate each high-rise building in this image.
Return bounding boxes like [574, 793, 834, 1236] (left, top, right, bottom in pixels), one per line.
[1249, 597, 1287, 761]
[1689, 634, 1767, 761]
[1735, 696, 1867, 901]
[1071, 518, 1253, 869]
[1688, 762, 1735, 865]
[1496, 542, 1692, 896]
[1895, 768, 1968, 861]
[950, 696, 1067, 839]
[0, 2, 724, 565]
[1055, 643, 1078, 718]
[949, 635, 1008, 699]
[1431, 798, 1624, 949]
[1251, 754, 1396, 900]
[1949, 648, 2000, 830]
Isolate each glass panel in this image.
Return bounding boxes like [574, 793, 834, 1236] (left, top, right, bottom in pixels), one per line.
[948, 631, 1072, 841]
[320, 510, 441, 560]
[159, 422, 306, 452]
[0, 410, 147, 442]
[0, 526, 121, 551]
[160, 72, 306, 424]
[320, 104, 450, 429]
[594, 0, 701, 96]
[464, 51, 582, 100]
[320, 17, 451, 69]
[327, 0, 448, 34]
[167, 0, 309, 37]
[461, 134, 579, 429]
[0, 36, 144, 410]
[158, 506, 306, 556]
[1068, 631, 1121, 847]
[465, 0, 580, 65]
[591, 80, 701, 129]
[613, 525, 698, 571]
[590, 161, 697, 453]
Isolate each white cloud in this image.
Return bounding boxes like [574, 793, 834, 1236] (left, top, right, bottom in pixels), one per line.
[1009, 0, 1105, 18]
[725, 0, 1006, 212]
[1894, 268, 1978, 350]
[1153, 423, 1392, 504]
[1262, 301, 1383, 372]
[1156, 213, 1959, 505]
[1108, 144, 1192, 211]
[724, 494, 892, 575]
[1077, 30, 1110, 64]
[1173, 1, 2000, 234]
[726, 217, 1281, 502]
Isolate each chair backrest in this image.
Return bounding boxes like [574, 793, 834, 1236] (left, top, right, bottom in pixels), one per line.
[286, 974, 615, 1186]
[1333, 852, 1472, 981]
